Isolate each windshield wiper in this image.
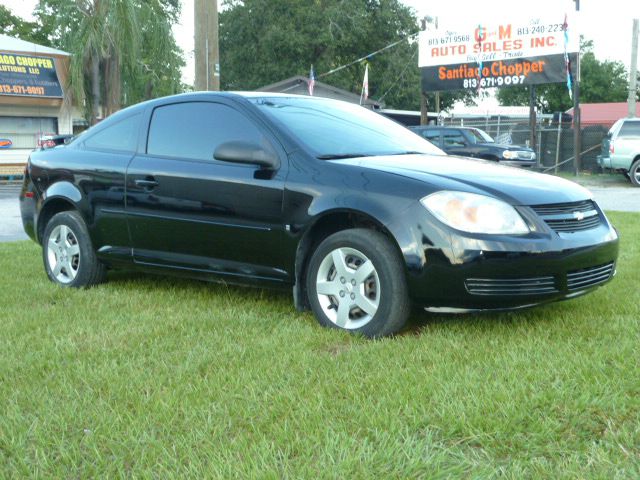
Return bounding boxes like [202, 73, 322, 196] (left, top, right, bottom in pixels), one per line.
[316, 153, 374, 160]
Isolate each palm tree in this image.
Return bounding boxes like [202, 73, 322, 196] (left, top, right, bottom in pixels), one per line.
[38, 0, 181, 124]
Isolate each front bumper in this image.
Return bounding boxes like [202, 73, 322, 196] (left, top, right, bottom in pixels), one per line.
[386, 202, 619, 310]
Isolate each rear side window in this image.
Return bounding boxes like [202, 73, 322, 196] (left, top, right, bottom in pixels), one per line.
[147, 102, 264, 161]
[84, 113, 141, 153]
[421, 129, 441, 145]
[619, 121, 640, 137]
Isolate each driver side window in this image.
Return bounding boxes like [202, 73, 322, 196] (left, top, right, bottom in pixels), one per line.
[442, 131, 466, 147]
[147, 102, 268, 162]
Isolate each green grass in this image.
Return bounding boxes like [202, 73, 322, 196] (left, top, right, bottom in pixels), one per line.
[1, 212, 638, 478]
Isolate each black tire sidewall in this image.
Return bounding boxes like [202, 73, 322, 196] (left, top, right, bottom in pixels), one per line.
[42, 211, 103, 288]
[630, 159, 640, 187]
[306, 229, 410, 337]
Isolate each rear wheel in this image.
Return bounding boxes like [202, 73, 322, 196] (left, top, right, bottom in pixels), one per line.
[306, 229, 410, 338]
[630, 159, 640, 187]
[42, 211, 106, 287]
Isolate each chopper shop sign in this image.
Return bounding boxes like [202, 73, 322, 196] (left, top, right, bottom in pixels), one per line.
[418, 14, 579, 92]
[0, 53, 63, 98]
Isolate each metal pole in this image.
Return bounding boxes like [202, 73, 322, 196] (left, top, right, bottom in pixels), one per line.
[628, 19, 639, 118]
[555, 121, 562, 174]
[529, 85, 537, 151]
[573, 0, 581, 175]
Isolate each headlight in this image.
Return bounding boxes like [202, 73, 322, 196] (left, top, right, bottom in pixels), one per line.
[420, 191, 529, 234]
[502, 150, 519, 159]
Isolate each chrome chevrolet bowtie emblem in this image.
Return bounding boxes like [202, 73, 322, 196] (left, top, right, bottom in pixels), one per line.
[574, 211, 585, 221]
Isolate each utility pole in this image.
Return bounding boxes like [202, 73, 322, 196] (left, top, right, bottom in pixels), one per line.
[195, 0, 220, 91]
[628, 19, 639, 118]
[529, 85, 537, 152]
[573, 0, 581, 175]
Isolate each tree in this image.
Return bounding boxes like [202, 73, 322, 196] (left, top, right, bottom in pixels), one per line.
[220, 0, 430, 110]
[497, 39, 630, 112]
[0, 5, 50, 45]
[33, 0, 184, 123]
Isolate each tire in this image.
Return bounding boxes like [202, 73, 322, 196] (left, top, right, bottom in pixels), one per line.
[305, 228, 410, 338]
[629, 159, 640, 187]
[42, 211, 106, 288]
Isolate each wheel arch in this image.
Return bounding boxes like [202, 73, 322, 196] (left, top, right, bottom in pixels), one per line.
[292, 209, 404, 311]
[37, 182, 86, 244]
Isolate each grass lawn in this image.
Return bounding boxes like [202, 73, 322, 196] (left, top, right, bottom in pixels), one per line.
[1, 212, 638, 478]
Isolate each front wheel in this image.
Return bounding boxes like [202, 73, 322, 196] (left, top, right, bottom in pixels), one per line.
[306, 229, 410, 338]
[42, 211, 106, 287]
[629, 159, 640, 187]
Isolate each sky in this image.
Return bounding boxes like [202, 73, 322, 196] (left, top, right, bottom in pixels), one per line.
[4, 0, 639, 89]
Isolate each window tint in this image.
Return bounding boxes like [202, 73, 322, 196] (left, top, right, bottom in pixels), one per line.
[421, 129, 441, 145]
[251, 97, 444, 157]
[619, 121, 640, 137]
[84, 113, 141, 153]
[442, 131, 466, 147]
[147, 102, 264, 161]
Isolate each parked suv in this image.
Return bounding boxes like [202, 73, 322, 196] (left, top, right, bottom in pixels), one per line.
[598, 118, 640, 186]
[410, 126, 536, 168]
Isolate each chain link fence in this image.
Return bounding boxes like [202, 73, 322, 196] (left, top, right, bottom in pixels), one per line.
[438, 115, 609, 173]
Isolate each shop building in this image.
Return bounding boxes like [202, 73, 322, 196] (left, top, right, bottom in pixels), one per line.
[0, 34, 84, 166]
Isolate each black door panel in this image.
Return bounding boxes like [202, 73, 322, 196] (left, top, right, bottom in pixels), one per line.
[125, 100, 288, 281]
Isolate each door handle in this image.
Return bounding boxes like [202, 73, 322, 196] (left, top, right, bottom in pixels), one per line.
[135, 178, 158, 189]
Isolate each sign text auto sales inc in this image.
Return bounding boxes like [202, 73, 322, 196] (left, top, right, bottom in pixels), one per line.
[418, 14, 579, 91]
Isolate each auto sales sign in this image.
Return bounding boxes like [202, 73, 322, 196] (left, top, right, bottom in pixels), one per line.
[418, 13, 579, 92]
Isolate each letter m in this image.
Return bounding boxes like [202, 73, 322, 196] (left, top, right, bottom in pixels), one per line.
[499, 24, 512, 40]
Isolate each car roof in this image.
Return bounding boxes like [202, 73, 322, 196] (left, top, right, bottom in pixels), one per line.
[410, 126, 474, 130]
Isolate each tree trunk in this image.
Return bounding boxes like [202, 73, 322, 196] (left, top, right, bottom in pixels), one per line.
[91, 52, 101, 125]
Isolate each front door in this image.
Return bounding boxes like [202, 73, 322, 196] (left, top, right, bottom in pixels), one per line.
[125, 100, 288, 283]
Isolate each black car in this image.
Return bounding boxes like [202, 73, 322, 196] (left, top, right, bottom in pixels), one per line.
[410, 126, 537, 168]
[20, 93, 618, 337]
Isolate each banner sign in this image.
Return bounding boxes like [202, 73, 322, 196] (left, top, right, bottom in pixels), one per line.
[0, 53, 63, 98]
[419, 14, 579, 92]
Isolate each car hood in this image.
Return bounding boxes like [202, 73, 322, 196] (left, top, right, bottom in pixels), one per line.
[477, 142, 534, 152]
[334, 154, 592, 206]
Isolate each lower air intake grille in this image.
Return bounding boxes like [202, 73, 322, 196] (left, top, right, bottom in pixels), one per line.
[465, 276, 558, 296]
[567, 262, 615, 291]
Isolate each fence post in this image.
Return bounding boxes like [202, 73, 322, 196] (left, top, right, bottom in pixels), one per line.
[537, 128, 542, 168]
[554, 122, 562, 174]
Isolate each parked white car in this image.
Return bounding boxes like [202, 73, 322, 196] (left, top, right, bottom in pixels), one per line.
[604, 118, 640, 186]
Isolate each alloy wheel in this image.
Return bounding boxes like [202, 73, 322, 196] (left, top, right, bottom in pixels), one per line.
[47, 224, 81, 284]
[315, 247, 380, 329]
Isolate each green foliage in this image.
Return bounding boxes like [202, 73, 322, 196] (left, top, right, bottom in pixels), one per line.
[220, 0, 425, 109]
[0, 5, 50, 45]
[497, 39, 631, 112]
[0, 210, 638, 476]
[32, 0, 184, 121]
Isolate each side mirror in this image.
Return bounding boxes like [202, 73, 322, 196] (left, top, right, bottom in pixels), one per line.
[214, 141, 280, 169]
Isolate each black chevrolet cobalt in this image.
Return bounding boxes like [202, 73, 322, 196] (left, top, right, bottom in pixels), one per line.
[20, 93, 619, 337]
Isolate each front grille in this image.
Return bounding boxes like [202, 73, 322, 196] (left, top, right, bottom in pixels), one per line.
[567, 262, 615, 291]
[465, 276, 558, 295]
[530, 200, 602, 233]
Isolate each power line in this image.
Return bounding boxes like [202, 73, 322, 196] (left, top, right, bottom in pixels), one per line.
[317, 31, 419, 79]
[377, 48, 418, 102]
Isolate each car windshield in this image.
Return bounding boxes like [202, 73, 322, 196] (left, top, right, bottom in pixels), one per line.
[250, 97, 445, 158]
[467, 128, 494, 144]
